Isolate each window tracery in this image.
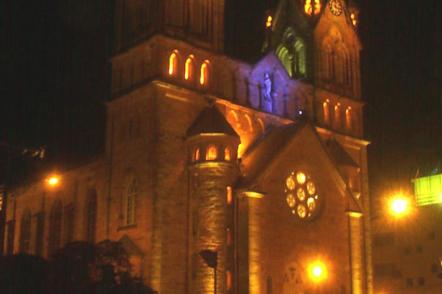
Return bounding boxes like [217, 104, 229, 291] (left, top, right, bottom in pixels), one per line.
[276, 28, 307, 78]
[285, 171, 321, 220]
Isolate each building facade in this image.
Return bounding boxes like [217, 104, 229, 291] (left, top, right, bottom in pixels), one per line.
[4, 1, 371, 293]
[373, 173, 442, 294]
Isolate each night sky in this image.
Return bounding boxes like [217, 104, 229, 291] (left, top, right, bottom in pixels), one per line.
[1, 0, 441, 201]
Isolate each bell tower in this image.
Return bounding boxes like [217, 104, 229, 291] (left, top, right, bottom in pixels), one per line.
[113, 0, 225, 53]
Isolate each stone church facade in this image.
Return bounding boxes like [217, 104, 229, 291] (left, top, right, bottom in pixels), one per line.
[4, 1, 372, 293]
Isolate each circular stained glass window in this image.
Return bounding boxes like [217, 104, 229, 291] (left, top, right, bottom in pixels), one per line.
[285, 171, 321, 220]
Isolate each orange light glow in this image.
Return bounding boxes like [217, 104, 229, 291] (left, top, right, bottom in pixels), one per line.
[226, 270, 233, 290]
[351, 13, 357, 26]
[345, 107, 352, 130]
[194, 148, 200, 162]
[224, 147, 231, 161]
[227, 186, 233, 205]
[308, 260, 328, 283]
[388, 193, 411, 218]
[200, 61, 209, 86]
[304, 0, 321, 16]
[322, 100, 330, 124]
[185, 55, 194, 80]
[46, 175, 61, 187]
[314, 0, 321, 15]
[334, 103, 341, 125]
[265, 15, 273, 28]
[168, 51, 178, 75]
[206, 145, 218, 161]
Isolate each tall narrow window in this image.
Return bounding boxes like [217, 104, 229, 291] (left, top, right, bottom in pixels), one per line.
[206, 145, 218, 161]
[19, 210, 31, 253]
[64, 204, 75, 244]
[193, 147, 200, 162]
[185, 55, 195, 80]
[334, 103, 341, 127]
[200, 60, 210, 86]
[86, 190, 97, 243]
[322, 100, 330, 124]
[35, 212, 44, 256]
[48, 200, 62, 256]
[294, 38, 306, 76]
[169, 51, 178, 75]
[276, 45, 293, 77]
[6, 220, 15, 255]
[226, 186, 233, 205]
[125, 178, 137, 225]
[224, 147, 232, 161]
[345, 107, 352, 130]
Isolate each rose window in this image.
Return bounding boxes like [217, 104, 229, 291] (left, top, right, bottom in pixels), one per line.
[285, 171, 321, 220]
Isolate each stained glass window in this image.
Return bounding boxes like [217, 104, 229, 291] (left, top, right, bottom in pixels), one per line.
[285, 171, 321, 220]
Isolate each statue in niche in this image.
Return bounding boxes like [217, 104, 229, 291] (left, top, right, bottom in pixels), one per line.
[262, 72, 274, 113]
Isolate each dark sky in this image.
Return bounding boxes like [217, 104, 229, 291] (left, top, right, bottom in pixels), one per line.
[1, 0, 441, 198]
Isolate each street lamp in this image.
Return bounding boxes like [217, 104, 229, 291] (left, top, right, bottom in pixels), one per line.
[307, 259, 328, 284]
[387, 193, 411, 218]
[46, 174, 61, 188]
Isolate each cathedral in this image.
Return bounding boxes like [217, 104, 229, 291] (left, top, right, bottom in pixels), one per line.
[3, 0, 372, 293]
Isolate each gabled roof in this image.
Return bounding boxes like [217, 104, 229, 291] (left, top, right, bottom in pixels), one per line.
[186, 105, 239, 138]
[237, 121, 362, 213]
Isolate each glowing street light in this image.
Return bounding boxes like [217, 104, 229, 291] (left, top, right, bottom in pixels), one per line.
[46, 174, 61, 188]
[308, 260, 328, 284]
[388, 193, 411, 218]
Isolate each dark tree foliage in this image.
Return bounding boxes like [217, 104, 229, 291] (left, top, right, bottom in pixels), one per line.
[0, 254, 49, 294]
[0, 241, 155, 294]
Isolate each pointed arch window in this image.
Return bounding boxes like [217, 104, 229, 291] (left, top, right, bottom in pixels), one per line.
[276, 45, 293, 77]
[334, 103, 341, 127]
[185, 55, 195, 80]
[169, 51, 179, 76]
[86, 189, 97, 243]
[125, 178, 138, 226]
[193, 147, 201, 162]
[48, 200, 63, 256]
[19, 210, 32, 253]
[200, 60, 210, 86]
[206, 145, 218, 161]
[345, 107, 352, 130]
[224, 147, 232, 161]
[294, 38, 306, 76]
[322, 100, 330, 124]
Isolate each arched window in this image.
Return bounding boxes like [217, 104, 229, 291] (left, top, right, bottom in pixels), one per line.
[206, 145, 218, 161]
[304, 0, 321, 16]
[193, 147, 200, 162]
[294, 38, 306, 76]
[86, 189, 97, 243]
[48, 200, 63, 256]
[200, 60, 210, 86]
[224, 147, 232, 161]
[19, 210, 31, 253]
[345, 107, 352, 130]
[168, 51, 178, 75]
[322, 100, 330, 124]
[125, 178, 137, 225]
[276, 45, 293, 77]
[334, 103, 341, 127]
[185, 55, 195, 80]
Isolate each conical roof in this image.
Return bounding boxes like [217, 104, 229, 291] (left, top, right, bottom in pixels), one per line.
[186, 105, 239, 138]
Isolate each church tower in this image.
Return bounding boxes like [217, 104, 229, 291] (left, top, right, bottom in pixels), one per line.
[113, 0, 225, 52]
[186, 105, 240, 293]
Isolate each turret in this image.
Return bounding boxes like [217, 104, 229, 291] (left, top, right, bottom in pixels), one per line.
[186, 105, 240, 294]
